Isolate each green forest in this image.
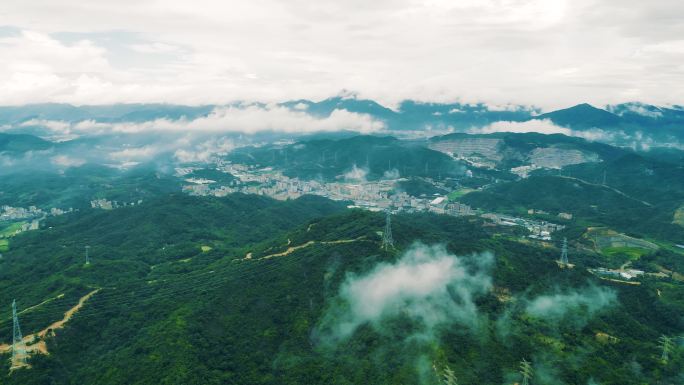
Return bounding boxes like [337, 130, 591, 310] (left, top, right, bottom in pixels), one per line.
[0, 192, 682, 385]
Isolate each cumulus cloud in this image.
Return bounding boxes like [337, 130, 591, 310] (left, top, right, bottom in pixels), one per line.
[0, 30, 116, 105]
[0, 1, 683, 108]
[174, 137, 235, 163]
[315, 243, 493, 345]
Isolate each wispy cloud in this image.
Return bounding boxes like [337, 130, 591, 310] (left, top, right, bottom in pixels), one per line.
[11, 105, 385, 137]
[315, 243, 493, 345]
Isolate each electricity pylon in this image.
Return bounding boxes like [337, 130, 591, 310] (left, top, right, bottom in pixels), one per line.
[442, 365, 458, 385]
[520, 359, 533, 385]
[85, 245, 91, 265]
[659, 335, 674, 363]
[559, 238, 568, 265]
[11, 299, 28, 369]
[381, 211, 394, 250]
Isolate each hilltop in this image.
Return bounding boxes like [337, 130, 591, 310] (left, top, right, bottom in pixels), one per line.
[0, 192, 681, 384]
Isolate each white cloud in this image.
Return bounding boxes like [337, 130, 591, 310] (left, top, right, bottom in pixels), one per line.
[622, 104, 663, 118]
[16, 105, 385, 136]
[525, 285, 616, 324]
[50, 154, 85, 167]
[109, 146, 158, 160]
[343, 164, 368, 182]
[471, 118, 633, 144]
[128, 42, 182, 54]
[474, 119, 572, 135]
[0, 1, 681, 108]
[316, 243, 493, 343]
[174, 137, 235, 163]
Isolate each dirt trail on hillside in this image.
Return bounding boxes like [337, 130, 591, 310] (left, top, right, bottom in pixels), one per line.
[0, 289, 100, 358]
[19, 294, 65, 316]
[243, 237, 364, 261]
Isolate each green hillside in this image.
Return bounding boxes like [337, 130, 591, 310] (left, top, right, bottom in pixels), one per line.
[228, 135, 465, 180]
[0, 133, 52, 154]
[461, 175, 684, 243]
[0, 164, 182, 209]
[0, 194, 681, 384]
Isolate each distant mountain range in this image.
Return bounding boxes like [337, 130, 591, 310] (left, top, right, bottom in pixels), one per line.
[0, 98, 683, 154]
[0, 98, 681, 132]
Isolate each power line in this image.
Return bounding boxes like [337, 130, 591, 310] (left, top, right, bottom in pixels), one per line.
[0, 233, 374, 331]
[442, 365, 458, 385]
[1, 252, 305, 328]
[381, 211, 394, 251]
[0, 254, 310, 343]
[520, 359, 533, 385]
[11, 299, 28, 370]
[0, 220, 375, 325]
[659, 335, 674, 363]
[8, 249, 342, 338]
[1, 224, 369, 319]
[559, 237, 568, 265]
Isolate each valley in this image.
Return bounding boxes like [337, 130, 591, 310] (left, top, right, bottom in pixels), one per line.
[0, 127, 682, 385]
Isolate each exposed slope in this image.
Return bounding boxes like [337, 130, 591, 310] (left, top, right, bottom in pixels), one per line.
[428, 132, 627, 170]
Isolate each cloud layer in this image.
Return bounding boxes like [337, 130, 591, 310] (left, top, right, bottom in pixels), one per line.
[14, 104, 385, 137]
[0, 0, 683, 108]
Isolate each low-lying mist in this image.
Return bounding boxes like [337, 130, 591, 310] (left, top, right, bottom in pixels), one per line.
[313, 242, 621, 384]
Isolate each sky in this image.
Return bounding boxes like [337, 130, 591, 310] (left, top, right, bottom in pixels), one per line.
[0, 0, 683, 110]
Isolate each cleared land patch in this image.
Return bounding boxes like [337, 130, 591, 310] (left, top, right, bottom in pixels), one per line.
[448, 188, 475, 200]
[0, 289, 100, 369]
[601, 246, 652, 260]
[0, 222, 25, 238]
[585, 228, 658, 252]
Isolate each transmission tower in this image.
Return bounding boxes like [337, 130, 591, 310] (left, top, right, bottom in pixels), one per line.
[602, 170, 607, 185]
[659, 335, 674, 363]
[520, 359, 533, 385]
[11, 299, 28, 369]
[559, 238, 569, 265]
[381, 211, 394, 250]
[442, 365, 458, 385]
[85, 245, 91, 265]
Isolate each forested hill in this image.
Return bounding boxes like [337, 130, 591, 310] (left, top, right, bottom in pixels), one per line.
[0, 192, 682, 384]
[227, 135, 465, 180]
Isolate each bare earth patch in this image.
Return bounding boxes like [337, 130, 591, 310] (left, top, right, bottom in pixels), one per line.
[0, 289, 100, 369]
